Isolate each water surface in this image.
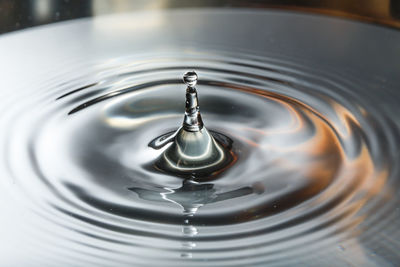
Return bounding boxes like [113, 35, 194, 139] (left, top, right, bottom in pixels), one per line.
[0, 9, 400, 266]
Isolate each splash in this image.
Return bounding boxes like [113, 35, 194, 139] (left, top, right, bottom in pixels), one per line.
[148, 71, 236, 180]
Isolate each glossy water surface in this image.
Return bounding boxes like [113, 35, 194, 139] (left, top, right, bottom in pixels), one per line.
[0, 9, 400, 267]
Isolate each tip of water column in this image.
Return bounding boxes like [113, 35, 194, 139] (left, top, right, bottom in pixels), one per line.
[183, 71, 203, 132]
[183, 71, 198, 88]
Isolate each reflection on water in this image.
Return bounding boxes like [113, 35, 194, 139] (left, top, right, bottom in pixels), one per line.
[0, 8, 400, 267]
[130, 179, 256, 258]
[129, 180, 255, 212]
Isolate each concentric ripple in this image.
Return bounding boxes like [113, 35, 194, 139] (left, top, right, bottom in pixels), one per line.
[1, 10, 400, 267]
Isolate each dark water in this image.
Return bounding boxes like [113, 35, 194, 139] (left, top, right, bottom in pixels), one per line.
[1, 9, 400, 266]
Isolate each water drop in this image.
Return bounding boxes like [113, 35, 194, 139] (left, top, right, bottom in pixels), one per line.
[148, 71, 236, 180]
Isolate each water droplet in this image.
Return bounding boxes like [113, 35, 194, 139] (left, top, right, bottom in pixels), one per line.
[148, 71, 236, 180]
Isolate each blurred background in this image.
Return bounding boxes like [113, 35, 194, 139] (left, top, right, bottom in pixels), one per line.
[0, 0, 400, 34]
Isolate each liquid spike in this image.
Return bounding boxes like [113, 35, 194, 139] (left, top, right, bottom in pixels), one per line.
[183, 71, 203, 132]
[147, 71, 236, 180]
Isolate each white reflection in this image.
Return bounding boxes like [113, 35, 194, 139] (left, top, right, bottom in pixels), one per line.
[33, 0, 52, 21]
